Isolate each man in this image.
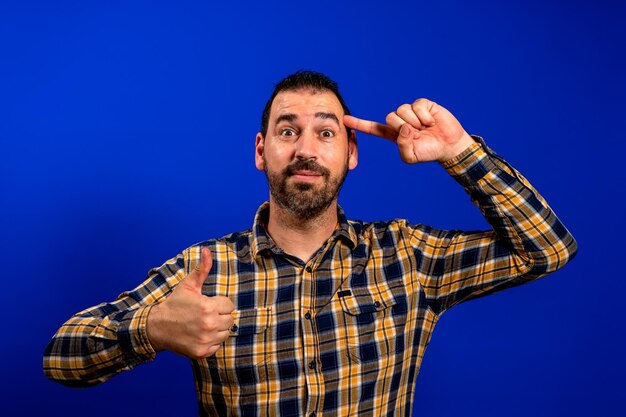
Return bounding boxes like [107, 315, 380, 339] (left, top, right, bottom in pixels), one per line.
[44, 71, 577, 416]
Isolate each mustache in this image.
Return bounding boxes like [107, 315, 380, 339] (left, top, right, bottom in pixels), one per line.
[284, 159, 330, 177]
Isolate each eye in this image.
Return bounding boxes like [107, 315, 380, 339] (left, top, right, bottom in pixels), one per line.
[320, 129, 335, 139]
[280, 128, 297, 137]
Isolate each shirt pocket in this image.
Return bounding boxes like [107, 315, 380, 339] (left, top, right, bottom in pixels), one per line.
[338, 279, 408, 365]
[206, 307, 272, 391]
[229, 307, 272, 337]
[339, 282, 397, 315]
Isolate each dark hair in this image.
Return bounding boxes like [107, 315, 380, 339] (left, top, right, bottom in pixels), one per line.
[260, 70, 352, 138]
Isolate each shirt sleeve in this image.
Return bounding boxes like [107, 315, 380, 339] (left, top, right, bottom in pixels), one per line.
[43, 251, 191, 386]
[407, 137, 578, 315]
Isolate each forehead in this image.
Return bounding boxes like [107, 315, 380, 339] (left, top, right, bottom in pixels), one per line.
[270, 88, 344, 121]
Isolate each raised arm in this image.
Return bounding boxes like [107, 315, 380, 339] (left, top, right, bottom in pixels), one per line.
[345, 100, 578, 314]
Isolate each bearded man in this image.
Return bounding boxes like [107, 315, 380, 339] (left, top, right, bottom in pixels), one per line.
[44, 70, 577, 416]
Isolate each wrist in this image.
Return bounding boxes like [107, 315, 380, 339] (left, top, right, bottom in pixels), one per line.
[439, 132, 475, 163]
[146, 303, 166, 352]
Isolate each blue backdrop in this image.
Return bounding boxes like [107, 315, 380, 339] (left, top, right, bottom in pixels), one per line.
[2, 0, 625, 416]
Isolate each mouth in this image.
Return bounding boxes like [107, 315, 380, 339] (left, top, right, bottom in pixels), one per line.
[290, 170, 323, 182]
[284, 161, 329, 181]
[292, 170, 322, 177]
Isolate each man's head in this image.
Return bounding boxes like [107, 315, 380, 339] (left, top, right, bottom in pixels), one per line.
[256, 70, 358, 220]
[260, 70, 352, 139]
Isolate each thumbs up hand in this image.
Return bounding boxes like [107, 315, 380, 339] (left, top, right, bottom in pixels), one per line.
[147, 248, 235, 359]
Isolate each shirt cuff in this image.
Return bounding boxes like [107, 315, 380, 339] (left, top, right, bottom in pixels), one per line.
[117, 305, 157, 367]
[442, 136, 499, 188]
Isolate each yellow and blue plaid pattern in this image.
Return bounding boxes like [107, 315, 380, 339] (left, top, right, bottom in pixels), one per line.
[44, 139, 577, 416]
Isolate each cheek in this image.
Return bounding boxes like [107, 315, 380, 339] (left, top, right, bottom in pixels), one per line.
[325, 146, 351, 167]
[265, 145, 295, 165]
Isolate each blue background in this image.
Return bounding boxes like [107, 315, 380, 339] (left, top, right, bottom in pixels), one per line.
[1, 0, 625, 415]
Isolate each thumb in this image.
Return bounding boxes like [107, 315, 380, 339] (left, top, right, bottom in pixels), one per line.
[398, 123, 417, 142]
[396, 123, 420, 163]
[184, 247, 213, 292]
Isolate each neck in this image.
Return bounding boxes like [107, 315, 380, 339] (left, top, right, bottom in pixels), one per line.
[266, 199, 339, 263]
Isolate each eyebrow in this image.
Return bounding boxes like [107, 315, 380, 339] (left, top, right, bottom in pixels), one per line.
[274, 112, 340, 126]
[315, 112, 340, 125]
[275, 114, 297, 125]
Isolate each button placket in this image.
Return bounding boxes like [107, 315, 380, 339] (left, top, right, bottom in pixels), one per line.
[301, 262, 321, 417]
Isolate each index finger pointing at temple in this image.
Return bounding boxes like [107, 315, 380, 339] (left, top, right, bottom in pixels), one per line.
[344, 115, 397, 141]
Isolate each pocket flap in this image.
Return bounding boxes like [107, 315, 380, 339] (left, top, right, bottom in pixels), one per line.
[338, 284, 399, 316]
[230, 307, 272, 336]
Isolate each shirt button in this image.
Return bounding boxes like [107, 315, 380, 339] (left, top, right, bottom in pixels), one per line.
[305, 266, 313, 273]
[373, 301, 381, 309]
[304, 311, 312, 320]
[308, 360, 316, 369]
[230, 324, 238, 332]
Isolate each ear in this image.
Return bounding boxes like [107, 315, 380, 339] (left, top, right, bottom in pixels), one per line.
[348, 129, 358, 170]
[255, 132, 265, 171]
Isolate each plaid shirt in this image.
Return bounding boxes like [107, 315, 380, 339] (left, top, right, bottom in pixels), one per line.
[44, 140, 577, 416]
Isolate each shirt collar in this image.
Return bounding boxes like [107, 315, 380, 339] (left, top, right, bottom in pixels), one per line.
[250, 201, 358, 259]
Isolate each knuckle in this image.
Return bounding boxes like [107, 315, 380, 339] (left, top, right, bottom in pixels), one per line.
[412, 98, 427, 109]
[396, 103, 411, 114]
[198, 334, 214, 346]
[198, 315, 216, 332]
[189, 347, 206, 359]
[202, 298, 219, 313]
[216, 296, 235, 309]
[206, 345, 221, 356]
[397, 135, 411, 146]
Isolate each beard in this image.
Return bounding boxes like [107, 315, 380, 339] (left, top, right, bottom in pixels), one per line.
[264, 157, 349, 221]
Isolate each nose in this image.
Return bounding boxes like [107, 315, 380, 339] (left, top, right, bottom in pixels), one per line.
[294, 129, 318, 160]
